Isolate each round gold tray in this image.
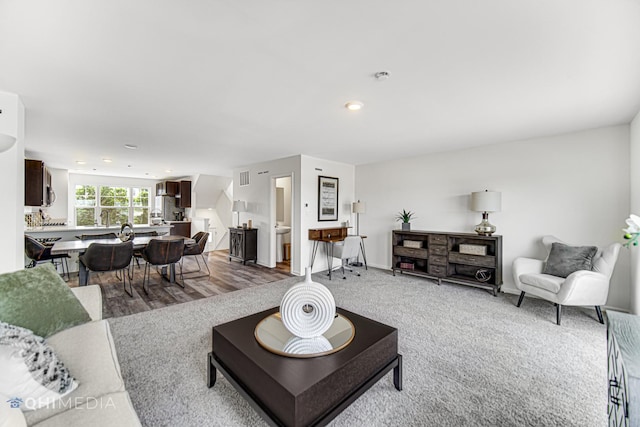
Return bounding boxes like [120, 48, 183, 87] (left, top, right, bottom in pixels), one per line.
[254, 312, 355, 358]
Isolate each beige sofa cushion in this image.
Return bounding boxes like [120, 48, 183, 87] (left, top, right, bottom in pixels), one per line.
[23, 320, 125, 425]
[32, 391, 141, 427]
[70, 286, 102, 321]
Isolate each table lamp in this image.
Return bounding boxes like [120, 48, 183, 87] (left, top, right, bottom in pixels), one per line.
[232, 200, 246, 228]
[471, 190, 501, 236]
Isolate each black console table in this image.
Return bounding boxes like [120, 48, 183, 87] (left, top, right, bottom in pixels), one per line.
[391, 230, 503, 296]
[229, 228, 257, 265]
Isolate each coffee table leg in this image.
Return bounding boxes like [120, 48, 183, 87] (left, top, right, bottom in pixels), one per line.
[394, 354, 402, 391]
[207, 353, 217, 388]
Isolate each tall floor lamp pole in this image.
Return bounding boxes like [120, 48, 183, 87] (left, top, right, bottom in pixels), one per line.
[351, 200, 366, 267]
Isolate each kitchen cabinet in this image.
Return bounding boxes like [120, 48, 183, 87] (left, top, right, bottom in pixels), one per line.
[176, 180, 191, 208]
[169, 221, 191, 238]
[229, 228, 257, 265]
[156, 181, 179, 196]
[25, 159, 54, 207]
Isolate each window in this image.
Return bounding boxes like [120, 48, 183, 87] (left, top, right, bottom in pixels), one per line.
[74, 185, 151, 226]
[75, 185, 97, 226]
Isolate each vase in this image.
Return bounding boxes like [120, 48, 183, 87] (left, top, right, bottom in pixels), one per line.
[402, 223, 411, 231]
[280, 267, 336, 338]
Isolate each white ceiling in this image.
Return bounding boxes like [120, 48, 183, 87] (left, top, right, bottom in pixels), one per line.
[2, 0, 640, 179]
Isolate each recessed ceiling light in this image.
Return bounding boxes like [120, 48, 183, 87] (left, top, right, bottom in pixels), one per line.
[165, 169, 172, 173]
[345, 101, 363, 111]
[76, 160, 86, 165]
[103, 158, 112, 163]
[124, 144, 138, 150]
[127, 165, 132, 168]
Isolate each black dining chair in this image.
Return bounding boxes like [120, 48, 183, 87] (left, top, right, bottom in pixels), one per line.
[78, 240, 134, 296]
[131, 230, 159, 268]
[141, 238, 185, 294]
[24, 235, 70, 280]
[182, 232, 210, 277]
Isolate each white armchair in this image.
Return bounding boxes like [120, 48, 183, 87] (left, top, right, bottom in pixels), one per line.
[512, 235, 621, 325]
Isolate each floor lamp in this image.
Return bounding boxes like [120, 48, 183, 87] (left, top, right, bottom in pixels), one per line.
[351, 200, 365, 267]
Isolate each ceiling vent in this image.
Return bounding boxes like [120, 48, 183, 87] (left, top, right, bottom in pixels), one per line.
[239, 170, 250, 187]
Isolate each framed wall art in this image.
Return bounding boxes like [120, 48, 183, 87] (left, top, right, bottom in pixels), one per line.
[318, 176, 339, 221]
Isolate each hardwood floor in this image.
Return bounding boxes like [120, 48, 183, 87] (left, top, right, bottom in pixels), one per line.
[67, 250, 293, 319]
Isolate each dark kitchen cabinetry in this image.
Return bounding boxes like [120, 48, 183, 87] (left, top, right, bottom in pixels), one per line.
[169, 221, 191, 238]
[392, 230, 502, 296]
[229, 228, 257, 265]
[156, 181, 179, 197]
[25, 159, 54, 207]
[176, 180, 191, 208]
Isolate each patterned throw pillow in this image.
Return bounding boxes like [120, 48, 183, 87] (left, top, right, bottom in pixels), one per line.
[0, 322, 78, 411]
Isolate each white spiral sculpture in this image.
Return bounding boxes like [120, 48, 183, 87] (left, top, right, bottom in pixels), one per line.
[283, 335, 333, 355]
[280, 267, 336, 338]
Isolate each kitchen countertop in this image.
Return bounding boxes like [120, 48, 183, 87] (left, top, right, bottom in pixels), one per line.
[25, 224, 172, 233]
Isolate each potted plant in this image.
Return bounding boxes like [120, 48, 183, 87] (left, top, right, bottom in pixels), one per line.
[395, 209, 415, 231]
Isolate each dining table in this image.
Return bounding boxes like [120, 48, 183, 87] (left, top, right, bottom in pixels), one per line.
[51, 235, 195, 286]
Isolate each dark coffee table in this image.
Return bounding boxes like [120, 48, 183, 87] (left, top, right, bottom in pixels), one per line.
[207, 307, 402, 427]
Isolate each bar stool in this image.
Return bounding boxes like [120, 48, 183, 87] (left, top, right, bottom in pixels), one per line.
[24, 235, 70, 280]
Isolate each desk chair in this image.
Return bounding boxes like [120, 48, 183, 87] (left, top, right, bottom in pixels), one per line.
[78, 241, 134, 296]
[141, 238, 184, 294]
[330, 236, 362, 279]
[182, 232, 211, 277]
[24, 235, 70, 280]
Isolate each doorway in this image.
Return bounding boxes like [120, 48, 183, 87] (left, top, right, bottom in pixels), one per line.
[274, 175, 292, 273]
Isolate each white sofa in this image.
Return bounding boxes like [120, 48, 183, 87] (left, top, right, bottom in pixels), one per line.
[23, 285, 141, 427]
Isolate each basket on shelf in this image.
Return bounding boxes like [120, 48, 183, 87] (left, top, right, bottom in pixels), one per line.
[402, 240, 422, 249]
[459, 244, 487, 256]
[399, 262, 415, 270]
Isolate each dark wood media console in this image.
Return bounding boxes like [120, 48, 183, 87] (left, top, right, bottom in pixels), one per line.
[392, 230, 503, 296]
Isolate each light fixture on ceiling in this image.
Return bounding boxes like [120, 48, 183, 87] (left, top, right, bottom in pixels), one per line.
[374, 71, 390, 80]
[345, 101, 363, 111]
[165, 169, 172, 173]
[124, 144, 138, 150]
[103, 158, 112, 163]
[76, 160, 86, 165]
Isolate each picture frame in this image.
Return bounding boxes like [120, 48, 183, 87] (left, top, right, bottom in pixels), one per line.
[318, 176, 339, 221]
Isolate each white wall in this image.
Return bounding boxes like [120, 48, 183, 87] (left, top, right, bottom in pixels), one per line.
[630, 111, 640, 314]
[356, 125, 631, 311]
[0, 91, 24, 273]
[233, 155, 356, 276]
[300, 156, 355, 274]
[234, 156, 302, 271]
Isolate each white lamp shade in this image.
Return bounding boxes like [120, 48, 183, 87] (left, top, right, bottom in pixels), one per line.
[352, 201, 366, 214]
[0, 134, 16, 153]
[471, 191, 501, 212]
[232, 200, 246, 212]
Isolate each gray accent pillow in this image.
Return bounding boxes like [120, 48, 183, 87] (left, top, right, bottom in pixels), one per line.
[542, 242, 598, 278]
[0, 264, 91, 337]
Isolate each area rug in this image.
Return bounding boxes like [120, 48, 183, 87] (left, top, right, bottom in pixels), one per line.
[108, 268, 606, 426]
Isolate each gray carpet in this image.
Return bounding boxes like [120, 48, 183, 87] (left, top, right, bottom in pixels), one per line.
[108, 268, 607, 426]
